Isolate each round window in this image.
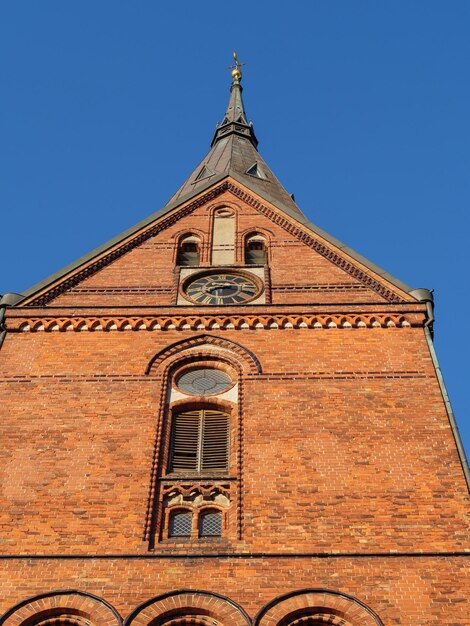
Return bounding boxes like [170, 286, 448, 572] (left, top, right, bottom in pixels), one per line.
[176, 368, 233, 396]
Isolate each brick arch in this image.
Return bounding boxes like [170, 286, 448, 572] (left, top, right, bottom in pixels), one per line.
[239, 226, 275, 239]
[145, 335, 262, 375]
[240, 227, 273, 247]
[124, 590, 250, 626]
[170, 227, 207, 241]
[153, 618, 215, 626]
[254, 590, 383, 626]
[239, 227, 273, 251]
[239, 228, 272, 266]
[0, 591, 122, 626]
[172, 230, 206, 265]
[205, 199, 242, 218]
[163, 353, 244, 391]
[168, 396, 236, 414]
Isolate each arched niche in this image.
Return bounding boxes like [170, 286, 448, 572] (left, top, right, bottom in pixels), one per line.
[244, 232, 268, 265]
[254, 589, 383, 626]
[0, 591, 121, 626]
[124, 591, 250, 626]
[176, 233, 201, 266]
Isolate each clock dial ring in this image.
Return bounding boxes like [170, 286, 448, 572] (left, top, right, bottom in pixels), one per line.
[181, 270, 263, 305]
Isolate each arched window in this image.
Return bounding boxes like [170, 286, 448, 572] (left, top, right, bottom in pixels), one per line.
[199, 509, 222, 537]
[176, 234, 200, 266]
[169, 409, 229, 473]
[168, 509, 192, 537]
[245, 233, 267, 265]
[150, 355, 243, 545]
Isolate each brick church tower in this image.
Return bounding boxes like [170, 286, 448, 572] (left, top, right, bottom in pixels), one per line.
[1, 58, 469, 625]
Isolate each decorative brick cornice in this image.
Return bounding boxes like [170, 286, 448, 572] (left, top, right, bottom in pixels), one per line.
[10, 313, 414, 333]
[273, 283, 369, 292]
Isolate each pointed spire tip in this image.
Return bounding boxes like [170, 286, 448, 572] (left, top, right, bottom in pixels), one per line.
[211, 52, 257, 148]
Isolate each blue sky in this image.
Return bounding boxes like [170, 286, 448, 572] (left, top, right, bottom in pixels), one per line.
[1, 2, 469, 457]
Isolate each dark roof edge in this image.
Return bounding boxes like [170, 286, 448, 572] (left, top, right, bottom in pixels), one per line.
[20, 175, 228, 300]
[20, 174, 413, 302]
[304, 223, 412, 294]
[227, 171, 413, 295]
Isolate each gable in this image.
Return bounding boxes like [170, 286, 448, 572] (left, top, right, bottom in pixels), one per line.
[19, 178, 414, 307]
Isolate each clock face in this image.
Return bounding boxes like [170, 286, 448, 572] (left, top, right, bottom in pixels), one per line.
[182, 271, 261, 305]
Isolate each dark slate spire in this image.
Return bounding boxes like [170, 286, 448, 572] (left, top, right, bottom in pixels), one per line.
[166, 54, 305, 220]
[210, 55, 258, 148]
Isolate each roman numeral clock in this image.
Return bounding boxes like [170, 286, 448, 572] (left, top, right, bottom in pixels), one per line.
[178, 269, 265, 305]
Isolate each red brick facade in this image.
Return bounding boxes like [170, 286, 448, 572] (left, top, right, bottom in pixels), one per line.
[1, 84, 469, 625]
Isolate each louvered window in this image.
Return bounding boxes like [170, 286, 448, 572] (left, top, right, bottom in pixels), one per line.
[169, 410, 229, 473]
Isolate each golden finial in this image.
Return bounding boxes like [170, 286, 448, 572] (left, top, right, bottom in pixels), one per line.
[229, 51, 244, 82]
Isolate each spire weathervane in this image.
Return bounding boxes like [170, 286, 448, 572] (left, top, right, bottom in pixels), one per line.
[229, 51, 244, 83]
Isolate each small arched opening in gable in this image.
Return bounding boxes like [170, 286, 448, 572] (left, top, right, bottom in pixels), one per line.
[245, 232, 268, 265]
[176, 233, 201, 266]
